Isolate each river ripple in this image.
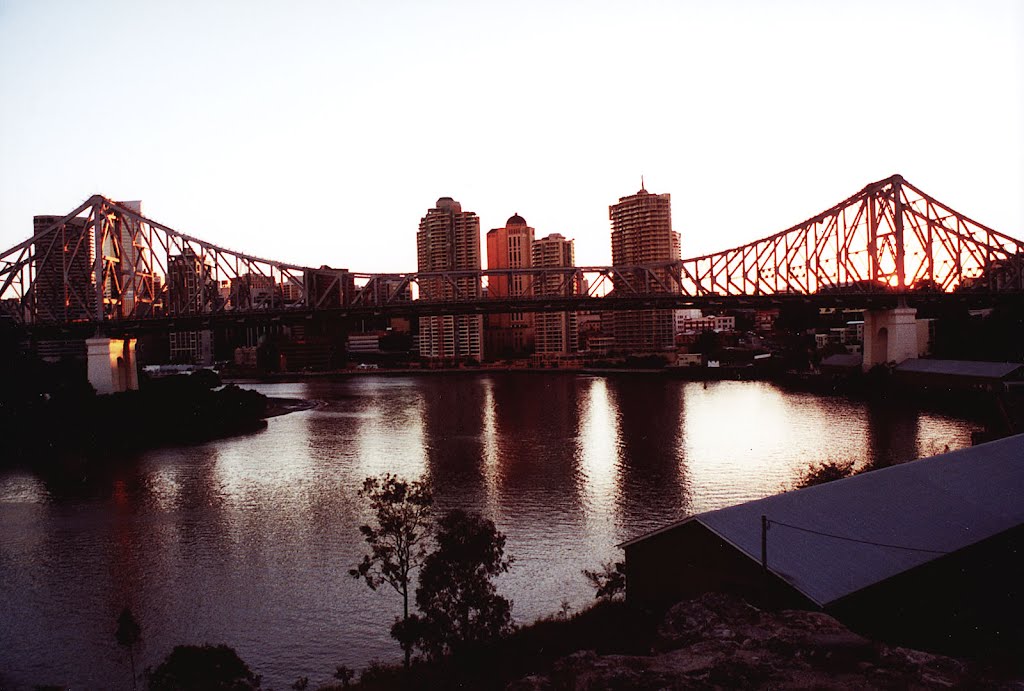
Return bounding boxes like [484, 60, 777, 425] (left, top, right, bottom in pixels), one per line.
[0, 374, 981, 689]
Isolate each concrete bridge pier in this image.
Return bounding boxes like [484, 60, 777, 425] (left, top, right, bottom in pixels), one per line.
[862, 307, 920, 372]
[86, 337, 139, 394]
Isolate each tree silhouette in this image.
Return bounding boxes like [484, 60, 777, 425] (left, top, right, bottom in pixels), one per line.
[349, 474, 433, 669]
[407, 509, 513, 659]
[115, 607, 142, 691]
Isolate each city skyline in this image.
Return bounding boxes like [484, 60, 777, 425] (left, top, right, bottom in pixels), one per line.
[1, 1, 1021, 274]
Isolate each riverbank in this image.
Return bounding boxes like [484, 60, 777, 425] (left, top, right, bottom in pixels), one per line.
[224, 362, 764, 383]
[0, 374, 272, 466]
[318, 593, 1013, 690]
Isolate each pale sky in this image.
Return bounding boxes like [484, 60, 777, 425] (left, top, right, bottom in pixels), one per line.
[1, 0, 1021, 274]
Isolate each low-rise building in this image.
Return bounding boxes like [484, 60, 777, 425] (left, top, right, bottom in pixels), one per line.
[622, 434, 1024, 654]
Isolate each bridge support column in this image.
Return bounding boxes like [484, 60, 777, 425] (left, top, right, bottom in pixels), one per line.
[862, 307, 919, 372]
[86, 337, 139, 395]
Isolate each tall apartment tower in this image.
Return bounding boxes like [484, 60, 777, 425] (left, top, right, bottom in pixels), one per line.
[416, 197, 484, 362]
[485, 213, 534, 358]
[609, 185, 680, 353]
[32, 214, 95, 322]
[532, 233, 579, 356]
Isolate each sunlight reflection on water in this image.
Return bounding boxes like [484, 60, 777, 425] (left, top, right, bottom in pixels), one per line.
[0, 374, 982, 689]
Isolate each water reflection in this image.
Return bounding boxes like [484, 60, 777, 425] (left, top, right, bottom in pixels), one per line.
[606, 376, 689, 535]
[865, 400, 920, 468]
[0, 374, 984, 689]
[420, 376, 488, 505]
[576, 378, 620, 541]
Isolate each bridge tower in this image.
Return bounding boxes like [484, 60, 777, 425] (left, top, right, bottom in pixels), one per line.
[861, 306, 921, 372]
[86, 337, 139, 394]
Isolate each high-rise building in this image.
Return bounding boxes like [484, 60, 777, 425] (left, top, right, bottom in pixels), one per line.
[532, 233, 579, 356]
[32, 214, 95, 322]
[416, 197, 483, 362]
[167, 248, 217, 364]
[609, 185, 680, 353]
[485, 213, 534, 358]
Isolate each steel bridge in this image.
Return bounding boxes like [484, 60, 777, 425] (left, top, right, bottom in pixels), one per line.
[2, 174, 1023, 333]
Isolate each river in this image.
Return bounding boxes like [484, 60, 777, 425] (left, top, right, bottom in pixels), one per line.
[0, 373, 982, 689]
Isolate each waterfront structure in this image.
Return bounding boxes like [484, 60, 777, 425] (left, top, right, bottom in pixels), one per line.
[532, 232, 579, 356]
[609, 185, 680, 353]
[32, 215, 94, 322]
[485, 214, 534, 358]
[622, 433, 1024, 653]
[416, 197, 483, 362]
[894, 358, 1024, 392]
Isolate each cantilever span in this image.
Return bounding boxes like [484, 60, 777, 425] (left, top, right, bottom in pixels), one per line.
[2, 175, 1023, 327]
[677, 175, 1024, 298]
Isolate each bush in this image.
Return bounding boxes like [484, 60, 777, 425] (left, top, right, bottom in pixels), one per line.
[795, 460, 857, 489]
[147, 644, 261, 690]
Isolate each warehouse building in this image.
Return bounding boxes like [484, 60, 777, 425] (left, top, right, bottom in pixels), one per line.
[622, 435, 1024, 654]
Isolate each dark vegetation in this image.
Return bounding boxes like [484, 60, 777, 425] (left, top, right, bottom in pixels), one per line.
[349, 474, 434, 669]
[147, 644, 262, 691]
[121, 598, 653, 691]
[793, 459, 860, 488]
[346, 599, 657, 691]
[339, 473, 663, 689]
[350, 475, 515, 672]
[928, 302, 1024, 362]
[0, 351, 268, 465]
[401, 509, 514, 661]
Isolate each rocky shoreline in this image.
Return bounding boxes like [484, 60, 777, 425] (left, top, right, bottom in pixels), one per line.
[505, 594, 1010, 690]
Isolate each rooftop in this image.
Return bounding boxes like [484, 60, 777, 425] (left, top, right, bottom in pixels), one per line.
[623, 433, 1024, 607]
[895, 358, 1024, 380]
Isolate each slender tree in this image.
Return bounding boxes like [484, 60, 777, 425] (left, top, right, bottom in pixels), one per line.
[115, 606, 142, 691]
[349, 474, 433, 669]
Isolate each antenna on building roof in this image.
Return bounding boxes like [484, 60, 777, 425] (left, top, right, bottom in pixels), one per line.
[641, 174, 645, 191]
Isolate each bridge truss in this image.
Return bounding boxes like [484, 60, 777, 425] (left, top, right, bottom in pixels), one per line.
[1, 175, 1022, 328]
[677, 175, 1024, 297]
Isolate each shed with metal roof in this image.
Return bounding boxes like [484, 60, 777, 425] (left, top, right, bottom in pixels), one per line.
[893, 358, 1024, 392]
[622, 434, 1024, 653]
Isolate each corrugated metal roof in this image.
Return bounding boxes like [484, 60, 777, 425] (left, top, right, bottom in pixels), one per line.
[895, 358, 1024, 380]
[688, 434, 1024, 606]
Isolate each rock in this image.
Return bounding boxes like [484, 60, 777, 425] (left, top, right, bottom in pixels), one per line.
[508, 593, 982, 690]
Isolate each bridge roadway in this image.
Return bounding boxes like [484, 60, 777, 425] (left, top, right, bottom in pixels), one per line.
[16, 289, 1023, 339]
